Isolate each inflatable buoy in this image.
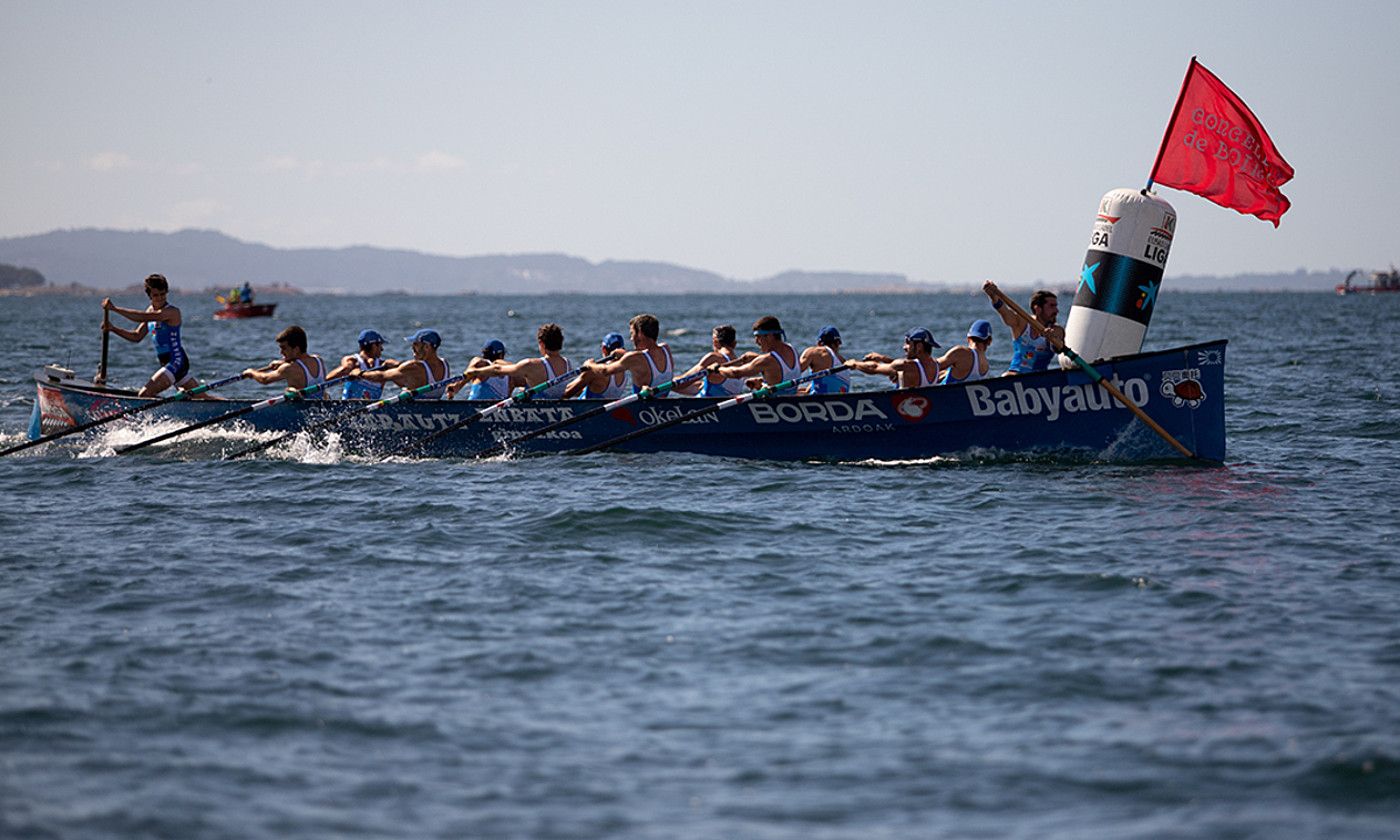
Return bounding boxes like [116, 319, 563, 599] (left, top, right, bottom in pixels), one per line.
[1061, 188, 1176, 366]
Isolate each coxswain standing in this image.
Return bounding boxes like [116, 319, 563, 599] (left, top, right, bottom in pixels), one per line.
[351, 328, 452, 398]
[707, 315, 800, 392]
[982, 280, 1063, 375]
[846, 328, 941, 389]
[326, 329, 399, 400]
[243, 325, 328, 395]
[579, 314, 675, 396]
[102, 273, 199, 397]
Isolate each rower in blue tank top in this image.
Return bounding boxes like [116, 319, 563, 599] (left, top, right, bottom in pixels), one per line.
[984, 281, 1063, 374]
[351, 328, 452, 399]
[101, 273, 200, 397]
[456, 324, 572, 401]
[462, 339, 512, 400]
[671, 324, 748, 398]
[327, 329, 399, 399]
[799, 325, 851, 395]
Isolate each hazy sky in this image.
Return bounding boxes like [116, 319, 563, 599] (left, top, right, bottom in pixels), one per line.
[3, 1, 1397, 285]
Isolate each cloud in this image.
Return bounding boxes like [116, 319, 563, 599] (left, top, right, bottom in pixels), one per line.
[87, 151, 134, 172]
[415, 150, 467, 172]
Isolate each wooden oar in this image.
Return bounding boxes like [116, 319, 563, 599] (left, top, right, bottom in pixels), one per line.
[225, 373, 470, 460]
[95, 310, 111, 385]
[115, 375, 351, 456]
[467, 368, 711, 460]
[385, 363, 589, 458]
[984, 286, 1199, 460]
[568, 365, 850, 456]
[0, 371, 254, 458]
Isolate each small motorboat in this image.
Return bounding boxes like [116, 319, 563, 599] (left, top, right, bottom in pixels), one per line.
[213, 302, 277, 319]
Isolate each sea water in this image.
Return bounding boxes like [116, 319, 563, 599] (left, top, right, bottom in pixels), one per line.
[1, 291, 1397, 839]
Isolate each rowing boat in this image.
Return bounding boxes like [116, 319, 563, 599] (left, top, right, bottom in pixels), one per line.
[26, 340, 1227, 462]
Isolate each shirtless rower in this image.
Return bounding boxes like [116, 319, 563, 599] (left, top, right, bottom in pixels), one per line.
[846, 327, 941, 389]
[707, 315, 801, 392]
[101, 273, 199, 397]
[578, 313, 675, 396]
[935, 320, 993, 385]
[242, 325, 329, 395]
[349, 328, 452, 399]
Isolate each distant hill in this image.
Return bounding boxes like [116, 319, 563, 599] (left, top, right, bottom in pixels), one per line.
[0, 228, 1352, 294]
[0, 228, 931, 295]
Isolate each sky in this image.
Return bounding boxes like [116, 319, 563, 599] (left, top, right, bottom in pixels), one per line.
[3, 1, 1398, 286]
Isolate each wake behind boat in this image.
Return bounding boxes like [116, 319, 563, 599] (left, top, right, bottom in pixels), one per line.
[26, 339, 1227, 463]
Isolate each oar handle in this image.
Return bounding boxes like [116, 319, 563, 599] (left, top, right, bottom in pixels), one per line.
[95, 309, 110, 385]
[984, 285, 1198, 460]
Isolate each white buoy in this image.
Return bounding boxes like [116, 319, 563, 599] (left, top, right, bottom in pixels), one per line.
[1060, 188, 1176, 366]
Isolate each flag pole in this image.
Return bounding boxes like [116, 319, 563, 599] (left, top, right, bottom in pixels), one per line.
[1145, 56, 1198, 193]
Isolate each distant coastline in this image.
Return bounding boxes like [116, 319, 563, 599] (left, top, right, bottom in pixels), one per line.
[0, 227, 1359, 295]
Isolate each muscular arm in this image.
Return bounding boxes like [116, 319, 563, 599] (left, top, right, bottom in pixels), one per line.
[324, 354, 362, 381]
[714, 353, 774, 381]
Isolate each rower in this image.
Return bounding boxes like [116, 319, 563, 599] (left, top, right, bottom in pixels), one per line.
[327, 329, 399, 399]
[460, 323, 573, 399]
[983, 280, 1063, 374]
[674, 324, 750, 397]
[799, 325, 850, 394]
[350, 328, 451, 398]
[846, 327, 941, 389]
[101, 273, 200, 397]
[579, 313, 675, 396]
[563, 332, 629, 399]
[935, 320, 993, 385]
[243, 325, 328, 395]
[448, 339, 522, 401]
[707, 315, 800, 392]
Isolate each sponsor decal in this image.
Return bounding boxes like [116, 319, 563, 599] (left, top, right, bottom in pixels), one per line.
[1136, 279, 1160, 313]
[891, 393, 932, 423]
[965, 376, 1150, 421]
[37, 388, 75, 431]
[1159, 369, 1206, 408]
[636, 405, 720, 426]
[748, 398, 889, 425]
[1196, 348, 1223, 366]
[611, 407, 637, 425]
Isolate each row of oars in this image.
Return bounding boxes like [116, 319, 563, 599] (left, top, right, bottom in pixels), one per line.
[3, 287, 1201, 461]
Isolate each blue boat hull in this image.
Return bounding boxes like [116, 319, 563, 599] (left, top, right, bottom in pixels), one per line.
[30, 341, 1227, 462]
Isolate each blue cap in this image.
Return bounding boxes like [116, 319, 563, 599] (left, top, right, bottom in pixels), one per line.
[904, 327, 940, 349]
[967, 319, 993, 341]
[357, 329, 386, 346]
[481, 338, 506, 360]
[405, 328, 441, 348]
[817, 325, 841, 344]
[601, 332, 625, 351]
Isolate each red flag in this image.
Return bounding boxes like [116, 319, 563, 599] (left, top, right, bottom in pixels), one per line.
[1149, 58, 1294, 226]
